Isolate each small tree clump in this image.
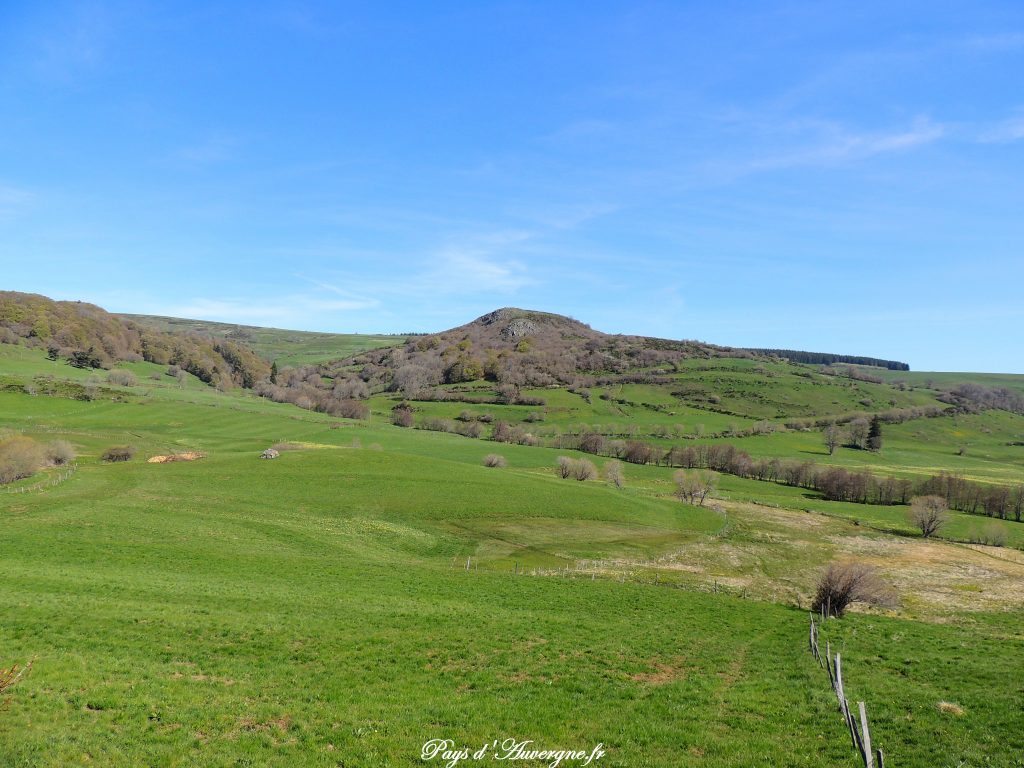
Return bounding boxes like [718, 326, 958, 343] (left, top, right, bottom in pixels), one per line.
[101, 445, 135, 463]
[555, 456, 597, 481]
[909, 495, 949, 538]
[483, 453, 507, 468]
[674, 469, 717, 506]
[811, 561, 895, 618]
[391, 403, 415, 427]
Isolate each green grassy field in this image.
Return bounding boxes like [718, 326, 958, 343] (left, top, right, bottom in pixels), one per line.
[2, 341, 1023, 766]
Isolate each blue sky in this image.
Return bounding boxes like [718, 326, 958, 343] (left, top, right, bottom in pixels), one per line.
[1, 2, 1023, 371]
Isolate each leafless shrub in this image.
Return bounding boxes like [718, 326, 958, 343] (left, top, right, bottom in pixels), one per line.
[391, 403, 415, 427]
[106, 370, 137, 387]
[483, 453, 506, 468]
[572, 458, 598, 481]
[0, 436, 45, 484]
[456, 421, 484, 439]
[418, 417, 455, 433]
[971, 522, 1007, 547]
[101, 445, 135, 463]
[909, 495, 949, 538]
[811, 561, 896, 618]
[45, 440, 76, 466]
[556, 456, 574, 479]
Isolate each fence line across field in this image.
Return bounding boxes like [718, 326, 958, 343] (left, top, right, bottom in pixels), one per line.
[810, 614, 885, 768]
[2, 464, 78, 494]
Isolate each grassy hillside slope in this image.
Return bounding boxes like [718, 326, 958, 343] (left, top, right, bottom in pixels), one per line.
[1, 342, 1023, 766]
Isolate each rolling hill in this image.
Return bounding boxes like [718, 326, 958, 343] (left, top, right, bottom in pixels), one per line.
[1, 296, 1023, 766]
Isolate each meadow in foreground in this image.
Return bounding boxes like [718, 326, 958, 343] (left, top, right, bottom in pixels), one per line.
[2, 343, 1023, 766]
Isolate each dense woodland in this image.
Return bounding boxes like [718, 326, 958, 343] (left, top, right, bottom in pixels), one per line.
[0, 292, 269, 389]
[748, 348, 910, 370]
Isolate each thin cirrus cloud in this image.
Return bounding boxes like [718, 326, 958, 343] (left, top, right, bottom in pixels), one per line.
[748, 118, 946, 172]
[978, 114, 1024, 143]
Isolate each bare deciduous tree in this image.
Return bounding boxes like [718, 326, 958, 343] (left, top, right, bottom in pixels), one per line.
[909, 495, 950, 538]
[556, 456, 574, 479]
[573, 458, 598, 481]
[824, 423, 840, 455]
[847, 417, 870, 450]
[812, 561, 895, 618]
[604, 460, 624, 488]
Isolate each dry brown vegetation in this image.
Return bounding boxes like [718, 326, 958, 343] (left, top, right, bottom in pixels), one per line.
[0, 660, 31, 696]
[0, 435, 76, 485]
[811, 561, 896, 617]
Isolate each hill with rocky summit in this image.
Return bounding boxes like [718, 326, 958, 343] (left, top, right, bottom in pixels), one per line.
[251, 307, 738, 413]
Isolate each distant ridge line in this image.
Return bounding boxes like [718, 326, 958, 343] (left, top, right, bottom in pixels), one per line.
[746, 348, 910, 371]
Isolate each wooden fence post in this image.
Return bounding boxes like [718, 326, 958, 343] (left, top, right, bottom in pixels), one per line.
[859, 702, 873, 768]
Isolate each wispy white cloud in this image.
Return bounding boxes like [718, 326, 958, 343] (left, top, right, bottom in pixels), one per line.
[748, 118, 945, 171]
[978, 113, 1024, 143]
[429, 231, 535, 294]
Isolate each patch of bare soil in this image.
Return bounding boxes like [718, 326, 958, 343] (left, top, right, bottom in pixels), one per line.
[631, 656, 689, 685]
[147, 451, 206, 464]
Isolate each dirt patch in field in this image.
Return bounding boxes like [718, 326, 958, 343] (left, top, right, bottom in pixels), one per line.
[631, 656, 689, 685]
[147, 451, 206, 464]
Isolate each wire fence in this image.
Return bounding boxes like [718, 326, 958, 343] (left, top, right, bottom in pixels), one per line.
[2, 463, 78, 494]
